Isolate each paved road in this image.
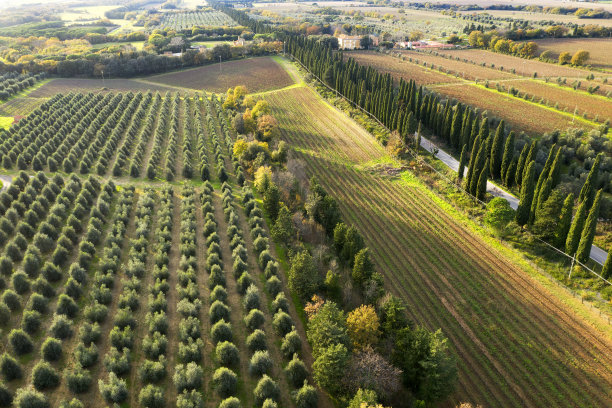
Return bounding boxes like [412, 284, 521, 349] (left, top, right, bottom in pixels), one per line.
[420, 136, 607, 265]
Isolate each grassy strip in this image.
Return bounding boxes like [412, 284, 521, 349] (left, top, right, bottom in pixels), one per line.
[0, 116, 13, 129]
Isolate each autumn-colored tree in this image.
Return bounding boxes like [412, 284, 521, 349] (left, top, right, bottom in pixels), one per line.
[256, 115, 278, 142]
[305, 295, 325, 320]
[571, 50, 590, 66]
[558, 51, 571, 64]
[346, 305, 380, 350]
[344, 347, 402, 400]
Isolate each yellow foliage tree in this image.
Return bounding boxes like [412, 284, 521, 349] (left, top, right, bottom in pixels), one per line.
[254, 166, 273, 193]
[346, 304, 380, 350]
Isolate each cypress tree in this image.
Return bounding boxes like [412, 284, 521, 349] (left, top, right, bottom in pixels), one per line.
[477, 117, 489, 142]
[469, 143, 486, 196]
[450, 104, 463, 148]
[444, 104, 453, 143]
[464, 135, 481, 191]
[530, 145, 557, 224]
[514, 142, 529, 186]
[576, 189, 602, 263]
[490, 120, 505, 179]
[505, 158, 517, 188]
[415, 122, 422, 151]
[523, 141, 537, 181]
[458, 145, 468, 179]
[476, 159, 489, 200]
[500, 130, 515, 183]
[565, 199, 588, 256]
[462, 109, 473, 147]
[578, 153, 602, 209]
[515, 160, 535, 226]
[555, 193, 574, 249]
[469, 116, 479, 151]
[601, 251, 611, 280]
[535, 177, 553, 214]
[548, 148, 563, 189]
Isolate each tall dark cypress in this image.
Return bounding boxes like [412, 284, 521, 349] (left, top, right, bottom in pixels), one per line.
[505, 158, 517, 188]
[523, 140, 537, 181]
[450, 104, 463, 148]
[530, 145, 557, 224]
[515, 142, 530, 186]
[566, 199, 588, 256]
[576, 189, 602, 263]
[470, 143, 487, 196]
[555, 193, 574, 249]
[465, 134, 482, 191]
[515, 160, 535, 226]
[489, 120, 505, 179]
[578, 153, 602, 209]
[500, 130, 515, 183]
[477, 159, 489, 200]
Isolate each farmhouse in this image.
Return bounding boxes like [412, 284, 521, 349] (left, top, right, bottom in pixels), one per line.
[337, 34, 363, 50]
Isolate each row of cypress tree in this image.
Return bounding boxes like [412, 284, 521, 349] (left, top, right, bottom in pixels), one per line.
[212, 2, 611, 274]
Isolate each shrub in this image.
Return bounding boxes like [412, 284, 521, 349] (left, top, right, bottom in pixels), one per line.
[258, 251, 273, 270]
[32, 279, 54, 299]
[64, 365, 91, 394]
[103, 347, 130, 375]
[285, 354, 308, 388]
[139, 356, 167, 383]
[49, 314, 73, 339]
[21, 310, 41, 334]
[177, 338, 204, 363]
[232, 258, 247, 278]
[0, 353, 22, 381]
[294, 381, 318, 408]
[249, 350, 272, 377]
[266, 276, 282, 297]
[173, 362, 203, 392]
[246, 329, 267, 352]
[272, 311, 293, 336]
[32, 361, 60, 390]
[2, 289, 20, 311]
[98, 372, 128, 403]
[237, 272, 253, 294]
[253, 375, 280, 406]
[210, 285, 227, 303]
[0, 381, 12, 407]
[12, 272, 30, 297]
[212, 367, 237, 398]
[79, 322, 101, 345]
[12, 387, 48, 408]
[218, 397, 241, 408]
[9, 329, 33, 355]
[0, 303, 9, 324]
[216, 341, 239, 367]
[209, 265, 225, 289]
[243, 284, 260, 311]
[41, 262, 61, 282]
[75, 343, 98, 368]
[211, 319, 232, 344]
[57, 294, 79, 318]
[209, 300, 230, 324]
[244, 309, 265, 332]
[262, 400, 278, 408]
[281, 328, 302, 358]
[58, 398, 83, 408]
[176, 390, 204, 408]
[138, 384, 164, 408]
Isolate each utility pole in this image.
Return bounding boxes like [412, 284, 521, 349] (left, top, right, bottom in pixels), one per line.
[101, 70, 105, 87]
[569, 254, 576, 278]
[219, 56, 222, 72]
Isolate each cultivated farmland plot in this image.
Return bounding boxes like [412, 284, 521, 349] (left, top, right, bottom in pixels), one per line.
[347, 51, 597, 135]
[265, 85, 612, 408]
[159, 10, 238, 30]
[0, 89, 316, 407]
[146, 57, 294, 93]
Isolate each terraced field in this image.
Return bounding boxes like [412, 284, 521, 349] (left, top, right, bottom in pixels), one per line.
[266, 84, 612, 408]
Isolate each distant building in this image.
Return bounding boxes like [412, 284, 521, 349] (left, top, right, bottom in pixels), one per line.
[369, 34, 379, 47]
[337, 34, 362, 50]
[408, 40, 455, 50]
[233, 37, 246, 47]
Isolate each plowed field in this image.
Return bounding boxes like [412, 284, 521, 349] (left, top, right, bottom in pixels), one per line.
[266, 85, 612, 408]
